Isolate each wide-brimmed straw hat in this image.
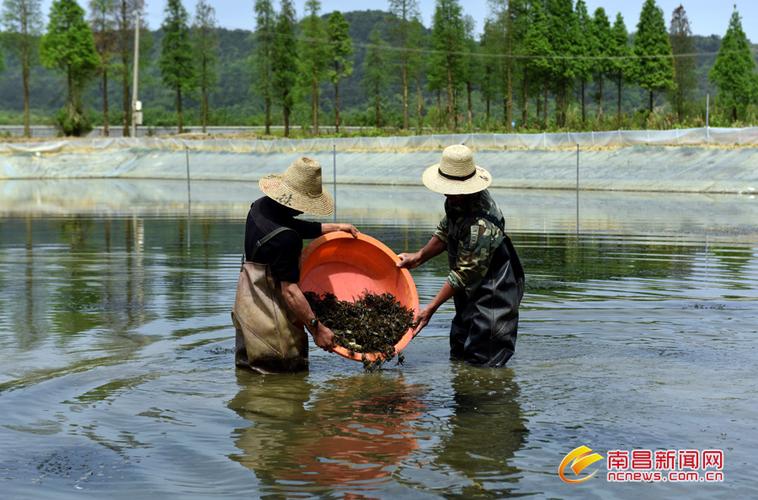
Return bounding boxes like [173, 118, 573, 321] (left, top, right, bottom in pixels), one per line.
[259, 157, 334, 216]
[422, 144, 492, 195]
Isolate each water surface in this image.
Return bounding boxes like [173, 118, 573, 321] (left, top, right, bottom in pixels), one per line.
[0, 182, 756, 499]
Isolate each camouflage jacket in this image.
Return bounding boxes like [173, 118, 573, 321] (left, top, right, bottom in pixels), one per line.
[433, 190, 506, 292]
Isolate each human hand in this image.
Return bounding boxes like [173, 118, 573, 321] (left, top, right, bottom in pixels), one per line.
[413, 306, 435, 337]
[313, 323, 335, 351]
[396, 252, 421, 269]
[340, 224, 359, 238]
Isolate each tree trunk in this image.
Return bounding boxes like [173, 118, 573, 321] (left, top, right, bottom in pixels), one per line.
[334, 82, 341, 133]
[436, 90, 442, 130]
[177, 86, 184, 134]
[616, 75, 622, 127]
[596, 77, 604, 122]
[466, 80, 473, 131]
[506, 62, 513, 131]
[22, 46, 31, 137]
[312, 78, 319, 135]
[201, 57, 208, 133]
[102, 68, 110, 136]
[283, 94, 290, 137]
[264, 96, 271, 135]
[521, 68, 529, 127]
[121, 2, 131, 137]
[581, 79, 586, 125]
[202, 84, 208, 133]
[543, 83, 548, 127]
[648, 90, 654, 114]
[446, 66, 454, 130]
[402, 64, 409, 129]
[416, 80, 423, 134]
[375, 93, 381, 128]
[485, 93, 491, 126]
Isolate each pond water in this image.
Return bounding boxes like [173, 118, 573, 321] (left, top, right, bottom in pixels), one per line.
[0, 182, 757, 499]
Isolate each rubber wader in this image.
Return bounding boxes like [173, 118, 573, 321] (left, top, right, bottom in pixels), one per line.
[232, 227, 309, 373]
[448, 219, 525, 367]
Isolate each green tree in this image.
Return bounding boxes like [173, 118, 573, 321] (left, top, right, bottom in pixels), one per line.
[461, 15, 479, 130]
[159, 0, 195, 133]
[479, 18, 500, 127]
[116, 0, 144, 137]
[193, 0, 218, 132]
[253, 0, 275, 135]
[709, 7, 757, 122]
[388, 0, 419, 129]
[609, 12, 630, 125]
[574, 0, 594, 125]
[546, 0, 579, 127]
[272, 0, 297, 136]
[89, 0, 117, 136]
[326, 10, 352, 133]
[408, 17, 426, 133]
[431, 0, 464, 130]
[591, 7, 612, 121]
[2, 0, 43, 137]
[115, 0, 143, 136]
[522, 0, 552, 127]
[40, 0, 99, 136]
[363, 27, 389, 127]
[489, 0, 526, 130]
[300, 0, 328, 134]
[669, 5, 696, 122]
[632, 0, 675, 114]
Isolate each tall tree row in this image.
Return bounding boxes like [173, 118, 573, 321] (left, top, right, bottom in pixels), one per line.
[388, 0, 419, 129]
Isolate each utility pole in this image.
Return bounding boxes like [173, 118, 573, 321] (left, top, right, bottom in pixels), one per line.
[131, 10, 141, 138]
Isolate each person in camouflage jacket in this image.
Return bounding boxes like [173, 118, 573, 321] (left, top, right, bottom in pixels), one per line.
[398, 145, 525, 367]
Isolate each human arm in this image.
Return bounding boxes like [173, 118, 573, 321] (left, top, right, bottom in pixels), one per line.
[280, 281, 335, 351]
[413, 280, 456, 336]
[396, 235, 446, 270]
[321, 223, 359, 238]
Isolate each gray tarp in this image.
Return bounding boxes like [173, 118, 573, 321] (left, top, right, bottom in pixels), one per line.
[1, 128, 757, 193]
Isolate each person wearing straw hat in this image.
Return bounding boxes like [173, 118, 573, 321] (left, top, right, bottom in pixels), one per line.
[397, 145, 525, 367]
[232, 157, 359, 373]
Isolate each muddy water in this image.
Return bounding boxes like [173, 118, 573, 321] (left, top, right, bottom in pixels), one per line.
[0, 183, 756, 499]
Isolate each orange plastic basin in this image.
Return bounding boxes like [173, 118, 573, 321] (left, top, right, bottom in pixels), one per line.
[300, 232, 420, 363]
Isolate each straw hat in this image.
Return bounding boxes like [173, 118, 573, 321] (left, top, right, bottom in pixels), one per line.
[259, 157, 334, 216]
[422, 145, 492, 195]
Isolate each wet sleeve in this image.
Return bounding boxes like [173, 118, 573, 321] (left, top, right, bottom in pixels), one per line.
[433, 215, 449, 244]
[287, 219, 322, 240]
[268, 232, 304, 283]
[447, 219, 495, 291]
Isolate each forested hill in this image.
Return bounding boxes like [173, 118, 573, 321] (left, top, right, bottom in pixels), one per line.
[0, 9, 753, 127]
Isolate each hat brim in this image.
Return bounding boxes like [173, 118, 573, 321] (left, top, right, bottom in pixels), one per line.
[259, 175, 334, 216]
[421, 164, 492, 195]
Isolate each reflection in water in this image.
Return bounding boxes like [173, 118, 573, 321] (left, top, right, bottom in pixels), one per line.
[229, 371, 425, 496]
[430, 365, 526, 498]
[0, 206, 756, 498]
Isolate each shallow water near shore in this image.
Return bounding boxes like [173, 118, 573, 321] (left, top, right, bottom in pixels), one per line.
[1, 182, 757, 499]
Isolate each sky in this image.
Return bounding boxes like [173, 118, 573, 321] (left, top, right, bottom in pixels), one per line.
[39, 1, 758, 42]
